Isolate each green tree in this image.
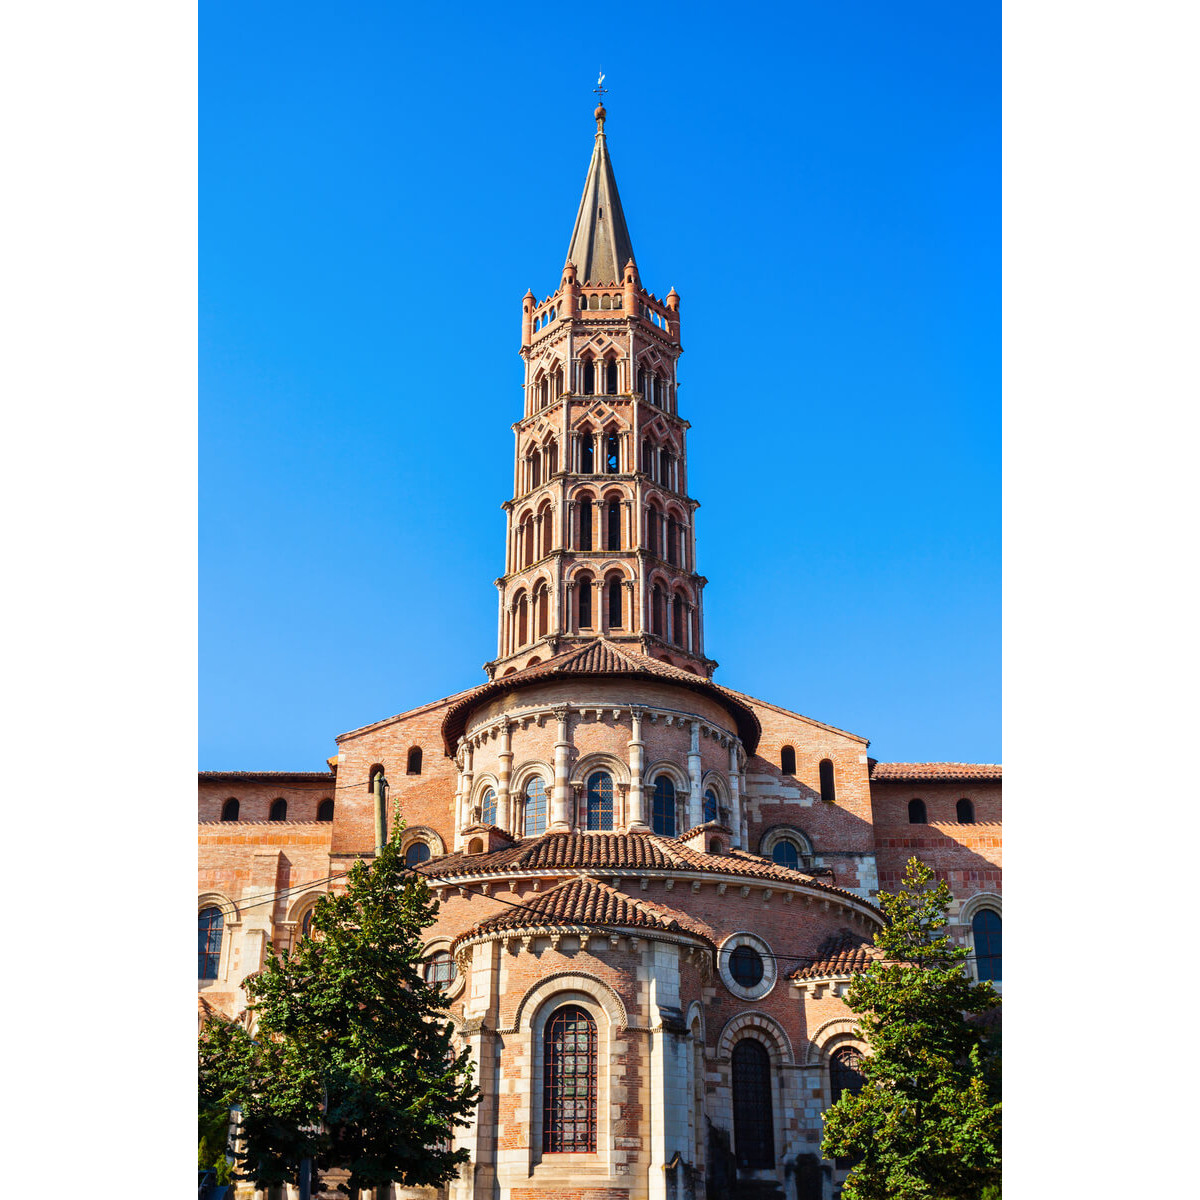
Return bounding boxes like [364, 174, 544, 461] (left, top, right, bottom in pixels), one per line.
[821, 856, 1001, 1200]
[198, 829, 479, 1197]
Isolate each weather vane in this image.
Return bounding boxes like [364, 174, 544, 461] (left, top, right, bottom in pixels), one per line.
[593, 70, 608, 104]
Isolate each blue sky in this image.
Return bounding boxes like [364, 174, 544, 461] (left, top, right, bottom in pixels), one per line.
[200, 1, 999, 769]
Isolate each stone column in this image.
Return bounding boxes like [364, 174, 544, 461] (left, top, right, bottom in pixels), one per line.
[624, 578, 636, 633]
[565, 580, 576, 634]
[728, 741, 743, 848]
[687, 722, 703, 829]
[628, 708, 647, 828]
[551, 707, 571, 829]
[496, 721, 513, 831]
[461, 743, 475, 832]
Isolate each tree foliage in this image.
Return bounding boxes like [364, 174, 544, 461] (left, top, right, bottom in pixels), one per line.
[820, 857, 1001, 1200]
[198, 829, 479, 1196]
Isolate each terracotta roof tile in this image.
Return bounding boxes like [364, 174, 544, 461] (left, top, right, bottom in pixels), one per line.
[441, 639, 762, 754]
[789, 928, 885, 980]
[198, 771, 336, 782]
[452, 876, 713, 948]
[870, 762, 1002, 782]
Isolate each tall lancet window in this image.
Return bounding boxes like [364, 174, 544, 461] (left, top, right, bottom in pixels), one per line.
[578, 498, 593, 551]
[647, 506, 659, 556]
[660, 448, 672, 489]
[667, 518, 679, 565]
[586, 771, 614, 831]
[582, 360, 596, 394]
[605, 433, 620, 473]
[578, 574, 593, 628]
[608, 576, 622, 628]
[672, 594, 685, 646]
[652, 775, 676, 836]
[605, 360, 618, 394]
[580, 436, 595, 474]
[606, 499, 621, 550]
[651, 585, 664, 636]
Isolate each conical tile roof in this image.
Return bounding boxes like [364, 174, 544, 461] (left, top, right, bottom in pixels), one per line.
[564, 118, 636, 285]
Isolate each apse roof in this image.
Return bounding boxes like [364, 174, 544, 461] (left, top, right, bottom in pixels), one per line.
[441, 639, 762, 755]
[564, 109, 637, 285]
[789, 928, 885, 980]
[451, 875, 712, 949]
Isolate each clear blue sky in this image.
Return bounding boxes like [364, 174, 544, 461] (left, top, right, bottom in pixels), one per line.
[200, 1, 999, 769]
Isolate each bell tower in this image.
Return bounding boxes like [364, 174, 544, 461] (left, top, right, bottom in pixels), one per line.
[486, 103, 713, 681]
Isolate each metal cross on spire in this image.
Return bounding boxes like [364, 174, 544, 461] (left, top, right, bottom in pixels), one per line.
[593, 70, 608, 104]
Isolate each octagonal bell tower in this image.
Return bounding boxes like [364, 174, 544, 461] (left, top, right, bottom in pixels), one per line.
[487, 103, 712, 682]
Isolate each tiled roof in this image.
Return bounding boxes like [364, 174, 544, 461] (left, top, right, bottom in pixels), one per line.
[790, 928, 884, 981]
[441, 639, 762, 755]
[416, 828, 872, 907]
[869, 762, 1002, 782]
[452, 876, 712, 948]
[198, 771, 336, 782]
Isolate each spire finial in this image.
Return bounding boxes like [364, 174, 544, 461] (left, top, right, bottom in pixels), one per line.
[593, 69, 608, 131]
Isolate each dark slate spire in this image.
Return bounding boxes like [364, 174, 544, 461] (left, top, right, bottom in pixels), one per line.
[563, 105, 636, 285]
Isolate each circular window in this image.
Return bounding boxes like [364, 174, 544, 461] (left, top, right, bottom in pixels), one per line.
[730, 945, 764, 987]
[718, 932, 777, 1000]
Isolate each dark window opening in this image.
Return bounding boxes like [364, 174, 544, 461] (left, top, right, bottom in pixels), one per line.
[730, 945, 764, 988]
[198, 906, 224, 979]
[578, 576, 593, 627]
[586, 771, 614, 831]
[220, 798, 239, 822]
[972, 909, 1002, 981]
[667, 518, 678, 565]
[703, 789, 718, 824]
[580, 436, 595, 473]
[606, 499, 621, 550]
[732, 1039, 774, 1168]
[405, 842, 431, 869]
[543, 1005, 598, 1153]
[651, 586, 664, 636]
[578, 498, 593, 551]
[957, 797, 975, 823]
[908, 798, 927, 824]
[316, 798, 334, 822]
[269, 798, 287, 821]
[659, 448, 671, 487]
[819, 759, 836, 804]
[605, 432, 620, 472]
[605, 361, 618, 394]
[407, 746, 423, 775]
[647, 508, 659, 556]
[780, 746, 796, 775]
[652, 775, 676, 836]
[672, 595, 685, 646]
[582, 360, 595, 394]
[608, 577, 622, 627]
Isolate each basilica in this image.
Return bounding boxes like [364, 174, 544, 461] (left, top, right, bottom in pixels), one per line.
[199, 104, 1002, 1200]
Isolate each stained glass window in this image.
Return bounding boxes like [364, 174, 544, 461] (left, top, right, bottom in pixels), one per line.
[525, 777, 548, 837]
[651, 776, 675, 836]
[198, 906, 223, 980]
[481, 788, 498, 827]
[543, 1005, 597, 1153]
[586, 772, 613, 831]
[732, 1039, 774, 1168]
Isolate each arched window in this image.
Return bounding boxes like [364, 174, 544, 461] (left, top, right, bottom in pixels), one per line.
[407, 746, 423, 775]
[957, 797, 975, 823]
[578, 497, 593, 550]
[972, 910, 1002, 981]
[780, 746, 796, 775]
[316, 798, 334, 822]
[732, 1039, 774, 1168]
[659, 448, 672, 488]
[198, 906, 224, 980]
[582, 360, 595, 394]
[543, 1005, 598, 1153]
[521, 516, 534, 567]
[819, 759, 836, 804]
[481, 788, 498, 827]
[524, 777, 548, 836]
[605, 360, 618, 394]
[586, 771, 614, 831]
[908, 798, 928, 824]
[703, 789, 719, 824]
[606, 499, 621, 550]
[608, 576, 622, 627]
[772, 838, 802, 870]
[424, 951, 457, 988]
[604, 432, 620, 472]
[667, 518, 678, 565]
[651, 585, 664, 636]
[517, 593, 529, 646]
[580, 434, 595, 474]
[405, 841, 431, 869]
[830, 1046, 866, 1107]
[637, 367, 646, 395]
[529, 450, 541, 489]
[672, 595, 685, 645]
[651, 775, 676, 836]
[220, 798, 239, 822]
[541, 504, 554, 551]
[269, 798, 287, 821]
[578, 575, 593, 627]
[300, 908, 314, 937]
[536, 584, 549, 638]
